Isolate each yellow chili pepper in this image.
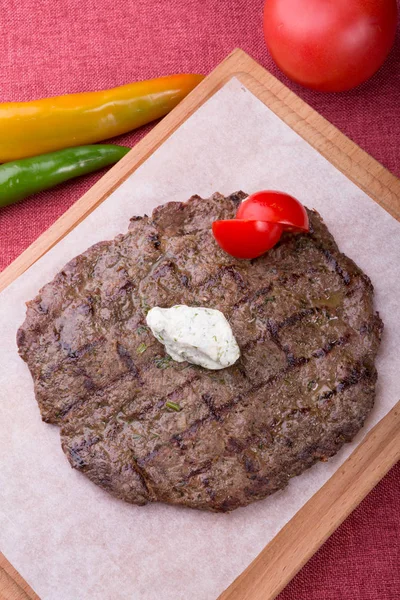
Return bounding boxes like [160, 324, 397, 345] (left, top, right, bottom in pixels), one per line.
[0, 74, 204, 162]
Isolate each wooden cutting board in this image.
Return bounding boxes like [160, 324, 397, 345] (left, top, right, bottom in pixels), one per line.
[1, 49, 399, 600]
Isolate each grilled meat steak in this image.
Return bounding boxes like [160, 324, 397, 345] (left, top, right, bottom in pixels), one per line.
[17, 192, 383, 511]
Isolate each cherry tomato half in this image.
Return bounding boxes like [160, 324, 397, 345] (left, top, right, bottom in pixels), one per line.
[236, 191, 309, 232]
[263, 0, 398, 92]
[212, 219, 283, 260]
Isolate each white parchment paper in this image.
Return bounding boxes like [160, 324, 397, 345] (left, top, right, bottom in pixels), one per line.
[0, 78, 399, 600]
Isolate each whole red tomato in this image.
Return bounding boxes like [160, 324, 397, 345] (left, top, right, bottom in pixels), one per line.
[263, 0, 398, 92]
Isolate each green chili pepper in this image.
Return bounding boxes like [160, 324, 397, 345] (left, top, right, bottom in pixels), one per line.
[0, 144, 130, 208]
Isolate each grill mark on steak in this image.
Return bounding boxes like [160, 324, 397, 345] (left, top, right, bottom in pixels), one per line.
[200, 264, 248, 292]
[317, 360, 374, 403]
[266, 311, 353, 366]
[318, 247, 351, 285]
[60, 371, 138, 420]
[116, 342, 142, 381]
[267, 318, 307, 366]
[227, 432, 273, 457]
[61, 337, 106, 360]
[311, 334, 350, 359]
[359, 315, 383, 337]
[151, 260, 176, 280]
[233, 284, 274, 309]
[35, 336, 108, 381]
[220, 266, 247, 290]
[148, 233, 161, 249]
[17, 192, 383, 511]
[116, 280, 135, 295]
[180, 274, 189, 287]
[67, 434, 101, 469]
[49, 339, 156, 398]
[201, 393, 220, 420]
[277, 308, 317, 331]
[241, 334, 267, 352]
[154, 374, 201, 410]
[64, 368, 200, 427]
[130, 454, 157, 501]
[242, 307, 321, 354]
[186, 460, 213, 480]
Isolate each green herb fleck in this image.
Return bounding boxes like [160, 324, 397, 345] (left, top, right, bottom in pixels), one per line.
[264, 296, 276, 303]
[155, 355, 172, 369]
[142, 300, 151, 314]
[165, 401, 181, 412]
[307, 380, 318, 391]
[132, 433, 142, 440]
[137, 325, 148, 335]
[137, 342, 147, 354]
[212, 335, 218, 342]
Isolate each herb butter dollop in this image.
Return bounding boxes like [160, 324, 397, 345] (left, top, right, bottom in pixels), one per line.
[146, 305, 240, 370]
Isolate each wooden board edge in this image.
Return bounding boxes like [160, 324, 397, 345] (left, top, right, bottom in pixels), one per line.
[0, 553, 39, 600]
[231, 64, 400, 222]
[1, 48, 399, 599]
[219, 402, 400, 600]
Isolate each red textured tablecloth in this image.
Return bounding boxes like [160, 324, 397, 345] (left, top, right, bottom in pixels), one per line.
[0, 1, 399, 598]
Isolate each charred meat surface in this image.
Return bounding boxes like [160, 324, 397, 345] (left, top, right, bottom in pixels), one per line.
[17, 192, 383, 511]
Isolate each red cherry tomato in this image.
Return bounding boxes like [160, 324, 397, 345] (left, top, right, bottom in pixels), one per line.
[263, 0, 398, 92]
[212, 219, 283, 259]
[236, 190, 309, 232]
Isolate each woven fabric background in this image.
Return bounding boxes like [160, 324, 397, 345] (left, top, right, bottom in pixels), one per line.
[0, 1, 399, 598]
